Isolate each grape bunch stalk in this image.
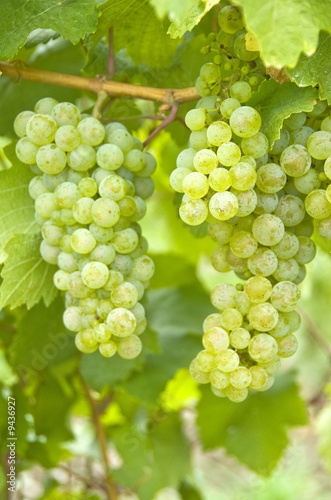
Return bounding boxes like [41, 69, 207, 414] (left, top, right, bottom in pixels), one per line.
[171, 5, 331, 402]
[14, 98, 156, 360]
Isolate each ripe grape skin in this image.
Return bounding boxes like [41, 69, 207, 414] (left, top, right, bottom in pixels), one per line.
[305, 189, 331, 219]
[210, 283, 237, 310]
[179, 199, 208, 225]
[256, 163, 287, 193]
[229, 162, 257, 190]
[81, 261, 110, 289]
[217, 142, 241, 166]
[274, 195, 305, 227]
[185, 108, 206, 131]
[229, 106, 262, 138]
[189, 358, 210, 384]
[91, 198, 121, 228]
[248, 333, 278, 362]
[230, 81, 252, 102]
[230, 367, 252, 389]
[233, 188, 258, 217]
[230, 231, 258, 258]
[252, 214, 285, 246]
[211, 246, 231, 272]
[244, 276, 272, 303]
[96, 144, 125, 171]
[55, 125, 81, 152]
[207, 121, 232, 146]
[14, 110, 35, 138]
[280, 145, 311, 177]
[16, 137, 39, 164]
[208, 168, 231, 192]
[117, 335, 142, 359]
[241, 132, 269, 159]
[26, 114, 58, 145]
[218, 5, 244, 34]
[248, 303, 279, 332]
[307, 131, 331, 160]
[52, 102, 81, 127]
[70, 228, 96, 254]
[182, 172, 209, 199]
[68, 144, 96, 172]
[271, 281, 301, 312]
[209, 191, 239, 220]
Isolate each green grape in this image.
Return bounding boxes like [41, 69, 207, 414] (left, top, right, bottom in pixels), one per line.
[230, 367, 252, 390]
[131, 196, 147, 221]
[207, 121, 232, 147]
[249, 366, 268, 390]
[268, 313, 291, 338]
[28, 176, 49, 200]
[53, 270, 69, 291]
[230, 231, 258, 258]
[118, 196, 136, 217]
[81, 261, 110, 289]
[290, 126, 314, 147]
[75, 332, 98, 354]
[78, 178, 98, 198]
[316, 217, 331, 239]
[15, 137, 39, 164]
[270, 128, 290, 154]
[221, 307, 243, 330]
[40, 239, 61, 264]
[248, 303, 279, 332]
[235, 292, 252, 315]
[112, 228, 139, 254]
[256, 163, 287, 193]
[254, 189, 279, 215]
[230, 327, 251, 349]
[273, 258, 299, 282]
[92, 198, 121, 228]
[52, 102, 81, 127]
[215, 349, 240, 372]
[134, 317, 147, 335]
[256, 153, 268, 168]
[305, 189, 331, 219]
[324, 156, 331, 179]
[258, 356, 281, 375]
[103, 270, 124, 291]
[229, 162, 257, 190]
[280, 145, 311, 177]
[96, 299, 114, 320]
[129, 302, 145, 323]
[79, 297, 98, 313]
[129, 255, 155, 281]
[226, 247, 249, 274]
[232, 188, 257, 216]
[35, 144, 65, 175]
[67, 271, 90, 298]
[211, 246, 231, 272]
[189, 128, 209, 150]
[14, 110, 35, 138]
[225, 386, 248, 403]
[189, 358, 210, 384]
[117, 335, 142, 359]
[220, 98, 241, 119]
[104, 122, 127, 140]
[208, 221, 233, 244]
[209, 369, 230, 390]
[200, 63, 220, 84]
[248, 332, 278, 362]
[179, 199, 208, 225]
[96, 143, 124, 171]
[307, 131, 331, 159]
[293, 168, 321, 194]
[42, 169, 68, 191]
[210, 283, 237, 310]
[218, 5, 244, 34]
[294, 216, 314, 237]
[284, 310, 301, 332]
[55, 125, 81, 152]
[229, 106, 262, 138]
[58, 251, 78, 272]
[241, 156, 257, 168]
[284, 112, 306, 131]
[107, 308, 137, 337]
[111, 254, 133, 276]
[133, 177, 154, 199]
[68, 144, 96, 172]
[230, 81, 252, 102]
[67, 170, 85, 185]
[274, 195, 305, 227]
[196, 350, 216, 372]
[248, 247, 278, 276]
[271, 281, 301, 312]
[176, 148, 196, 170]
[108, 129, 134, 154]
[124, 149, 146, 173]
[194, 149, 219, 175]
[70, 228, 96, 254]
[60, 209, 76, 226]
[35, 192, 58, 219]
[26, 114, 58, 145]
[185, 108, 206, 131]
[34, 97, 58, 115]
[42, 222, 65, 245]
[241, 132, 269, 159]
[252, 214, 285, 246]
[234, 32, 259, 61]
[170, 167, 192, 193]
[99, 175, 127, 201]
[182, 172, 209, 199]
[271, 232, 299, 259]
[217, 142, 241, 166]
[99, 340, 117, 358]
[202, 327, 230, 354]
[244, 276, 272, 303]
[321, 116, 331, 133]
[277, 333, 298, 358]
[203, 313, 223, 332]
[54, 182, 81, 208]
[294, 236, 316, 264]
[63, 306, 83, 332]
[209, 191, 239, 220]
[77, 117, 105, 146]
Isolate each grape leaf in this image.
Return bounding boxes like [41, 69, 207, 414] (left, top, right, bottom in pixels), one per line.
[92, 0, 180, 67]
[197, 373, 308, 475]
[0, 157, 36, 263]
[165, 0, 220, 38]
[247, 79, 317, 147]
[0, 0, 99, 60]
[179, 482, 203, 500]
[316, 400, 331, 474]
[233, 0, 331, 68]
[149, 255, 196, 289]
[0, 232, 57, 310]
[287, 32, 331, 105]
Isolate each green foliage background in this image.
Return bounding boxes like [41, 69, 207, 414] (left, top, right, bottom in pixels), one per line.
[0, 0, 331, 498]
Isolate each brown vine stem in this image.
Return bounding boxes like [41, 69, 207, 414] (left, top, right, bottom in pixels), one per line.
[78, 373, 118, 500]
[0, 61, 199, 104]
[143, 101, 180, 147]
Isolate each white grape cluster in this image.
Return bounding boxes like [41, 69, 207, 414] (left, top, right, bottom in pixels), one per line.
[171, 6, 331, 402]
[14, 98, 156, 360]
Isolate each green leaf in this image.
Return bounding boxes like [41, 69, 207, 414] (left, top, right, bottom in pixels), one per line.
[197, 373, 308, 475]
[287, 32, 331, 104]
[0, 158, 36, 262]
[0, 232, 57, 310]
[9, 297, 76, 375]
[113, 413, 191, 499]
[0, 0, 99, 60]
[316, 401, 331, 474]
[92, 0, 180, 67]
[233, 0, 331, 68]
[247, 79, 317, 147]
[166, 0, 220, 38]
[149, 255, 196, 289]
[179, 482, 203, 500]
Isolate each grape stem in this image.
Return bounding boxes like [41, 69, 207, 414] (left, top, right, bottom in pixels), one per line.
[58, 464, 108, 493]
[79, 373, 118, 500]
[143, 101, 180, 146]
[0, 61, 199, 104]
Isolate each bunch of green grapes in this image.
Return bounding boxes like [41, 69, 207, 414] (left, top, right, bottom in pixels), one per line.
[14, 98, 156, 360]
